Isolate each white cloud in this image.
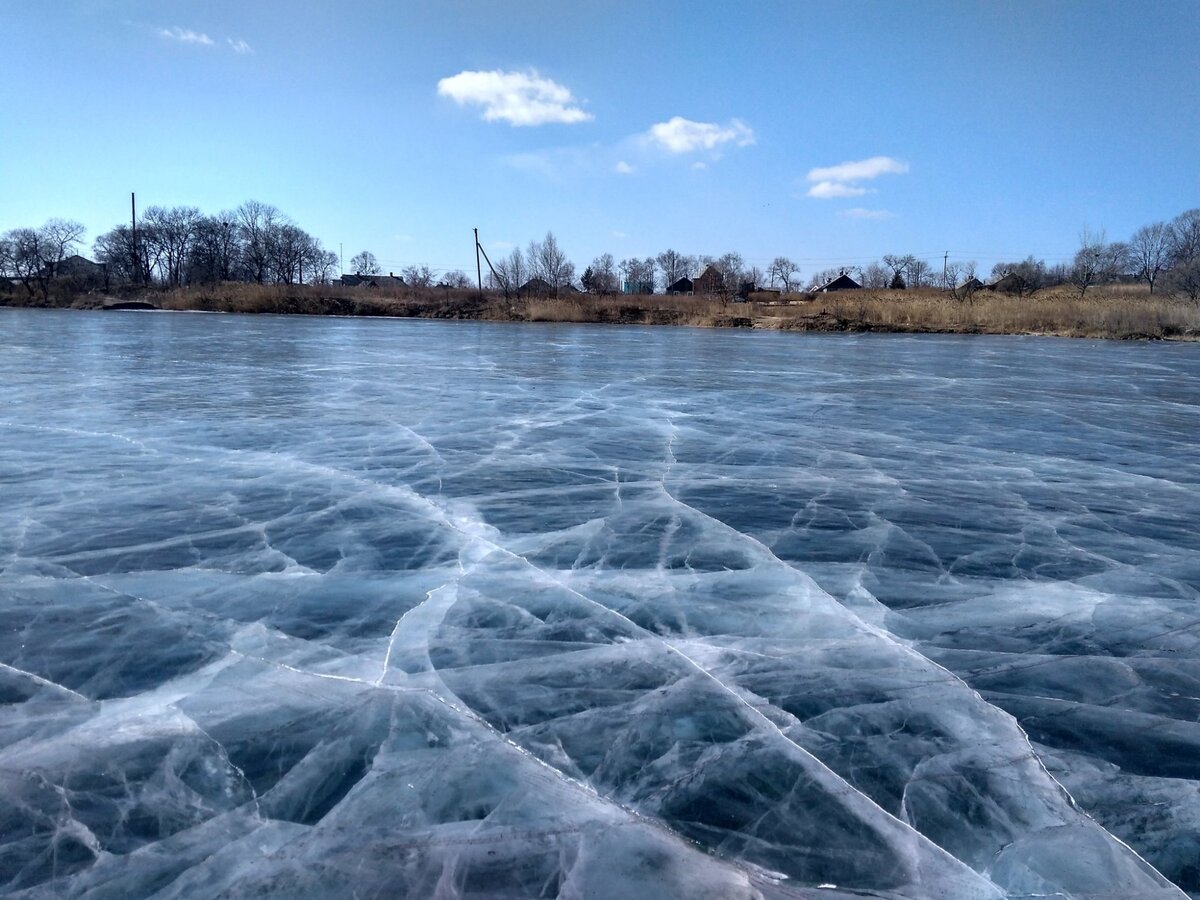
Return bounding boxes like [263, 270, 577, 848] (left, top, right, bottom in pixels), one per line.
[612, 230, 627, 239]
[437, 69, 591, 126]
[840, 207, 896, 220]
[807, 181, 870, 199]
[691, 161, 708, 170]
[646, 117, 755, 154]
[807, 156, 908, 183]
[227, 37, 253, 54]
[615, 160, 635, 174]
[157, 26, 214, 46]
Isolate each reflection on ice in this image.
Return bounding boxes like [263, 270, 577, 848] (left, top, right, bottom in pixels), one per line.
[1, 310, 1197, 897]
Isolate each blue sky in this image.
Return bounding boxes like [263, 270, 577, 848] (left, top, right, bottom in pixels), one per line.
[3, 0, 1198, 280]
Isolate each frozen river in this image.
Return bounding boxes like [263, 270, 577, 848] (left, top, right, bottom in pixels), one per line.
[2, 309, 1198, 898]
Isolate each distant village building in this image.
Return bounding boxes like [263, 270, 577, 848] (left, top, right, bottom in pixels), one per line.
[519, 277, 555, 297]
[622, 279, 654, 295]
[812, 271, 862, 293]
[983, 272, 1022, 294]
[957, 276, 984, 293]
[666, 277, 694, 295]
[693, 265, 725, 295]
[49, 255, 106, 280]
[341, 272, 406, 288]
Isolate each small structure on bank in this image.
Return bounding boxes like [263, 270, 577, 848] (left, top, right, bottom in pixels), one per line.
[693, 265, 725, 296]
[983, 271, 1022, 294]
[519, 277, 555, 297]
[812, 271, 862, 293]
[341, 272, 406, 288]
[666, 277, 694, 295]
[48, 255, 106, 280]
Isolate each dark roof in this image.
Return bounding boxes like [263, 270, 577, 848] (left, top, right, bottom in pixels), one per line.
[813, 272, 862, 292]
[341, 273, 405, 287]
[520, 277, 552, 291]
[667, 277, 694, 292]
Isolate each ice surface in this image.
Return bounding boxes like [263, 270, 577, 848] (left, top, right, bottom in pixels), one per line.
[1, 309, 1197, 897]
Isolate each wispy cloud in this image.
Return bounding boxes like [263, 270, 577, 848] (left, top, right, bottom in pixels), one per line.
[806, 155, 908, 199]
[808, 182, 869, 199]
[645, 117, 755, 154]
[840, 207, 895, 220]
[808, 156, 908, 183]
[226, 37, 253, 55]
[615, 160, 635, 175]
[157, 26, 214, 46]
[437, 69, 591, 126]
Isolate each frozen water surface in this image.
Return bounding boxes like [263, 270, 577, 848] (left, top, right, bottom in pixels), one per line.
[1, 308, 1198, 898]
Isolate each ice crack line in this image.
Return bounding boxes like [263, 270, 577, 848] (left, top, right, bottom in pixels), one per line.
[0, 661, 89, 702]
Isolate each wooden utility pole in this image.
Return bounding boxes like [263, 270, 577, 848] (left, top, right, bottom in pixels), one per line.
[131, 192, 138, 284]
[474, 227, 483, 300]
[943, 251, 948, 288]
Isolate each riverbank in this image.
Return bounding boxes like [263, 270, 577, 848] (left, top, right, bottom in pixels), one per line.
[4, 281, 1198, 340]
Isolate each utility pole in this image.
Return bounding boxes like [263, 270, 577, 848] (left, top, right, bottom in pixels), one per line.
[943, 251, 948, 288]
[339, 243, 344, 276]
[474, 227, 483, 300]
[130, 192, 138, 285]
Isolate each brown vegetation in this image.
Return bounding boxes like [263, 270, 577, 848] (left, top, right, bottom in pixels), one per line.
[3, 280, 1198, 340]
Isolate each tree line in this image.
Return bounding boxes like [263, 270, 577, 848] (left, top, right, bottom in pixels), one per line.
[4, 203, 1199, 304]
[457, 207, 1198, 302]
[0, 201, 340, 297]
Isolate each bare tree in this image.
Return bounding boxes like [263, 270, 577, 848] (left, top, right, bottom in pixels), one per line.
[861, 262, 888, 289]
[768, 256, 800, 292]
[528, 231, 574, 295]
[1166, 209, 1200, 302]
[882, 254, 914, 288]
[401, 264, 434, 288]
[236, 201, 284, 284]
[587, 253, 618, 293]
[4, 228, 48, 296]
[349, 250, 381, 276]
[143, 207, 204, 286]
[440, 270, 471, 289]
[1128, 222, 1172, 294]
[715, 251, 745, 300]
[908, 257, 932, 288]
[94, 226, 142, 283]
[40, 219, 86, 271]
[1070, 228, 1109, 297]
[655, 249, 691, 290]
[1169, 208, 1200, 263]
[493, 247, 528, 293]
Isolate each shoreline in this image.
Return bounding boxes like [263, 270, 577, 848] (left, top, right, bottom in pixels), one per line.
[3, 283, 1198, 342]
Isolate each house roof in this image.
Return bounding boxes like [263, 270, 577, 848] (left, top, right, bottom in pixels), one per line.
[813, 272, 862, 292]
[667, 277, 694, 291]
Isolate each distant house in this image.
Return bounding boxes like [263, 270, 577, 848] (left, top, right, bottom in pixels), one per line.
[622, 279, 653, 295]
[42, 255, 106, 281]
[341, 272, 405, 288]
[957, 276, 984, 293]
[666, 277, 694, 295]
[812, 271, 862, 292]
[983, 272, 1021, 294]
[519, 277, 554, 297]
[693, 265, 725, 295]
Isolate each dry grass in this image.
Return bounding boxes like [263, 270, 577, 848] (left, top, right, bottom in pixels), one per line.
[5, 280, 1197, 340]
[766, 286, 1200, 339]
